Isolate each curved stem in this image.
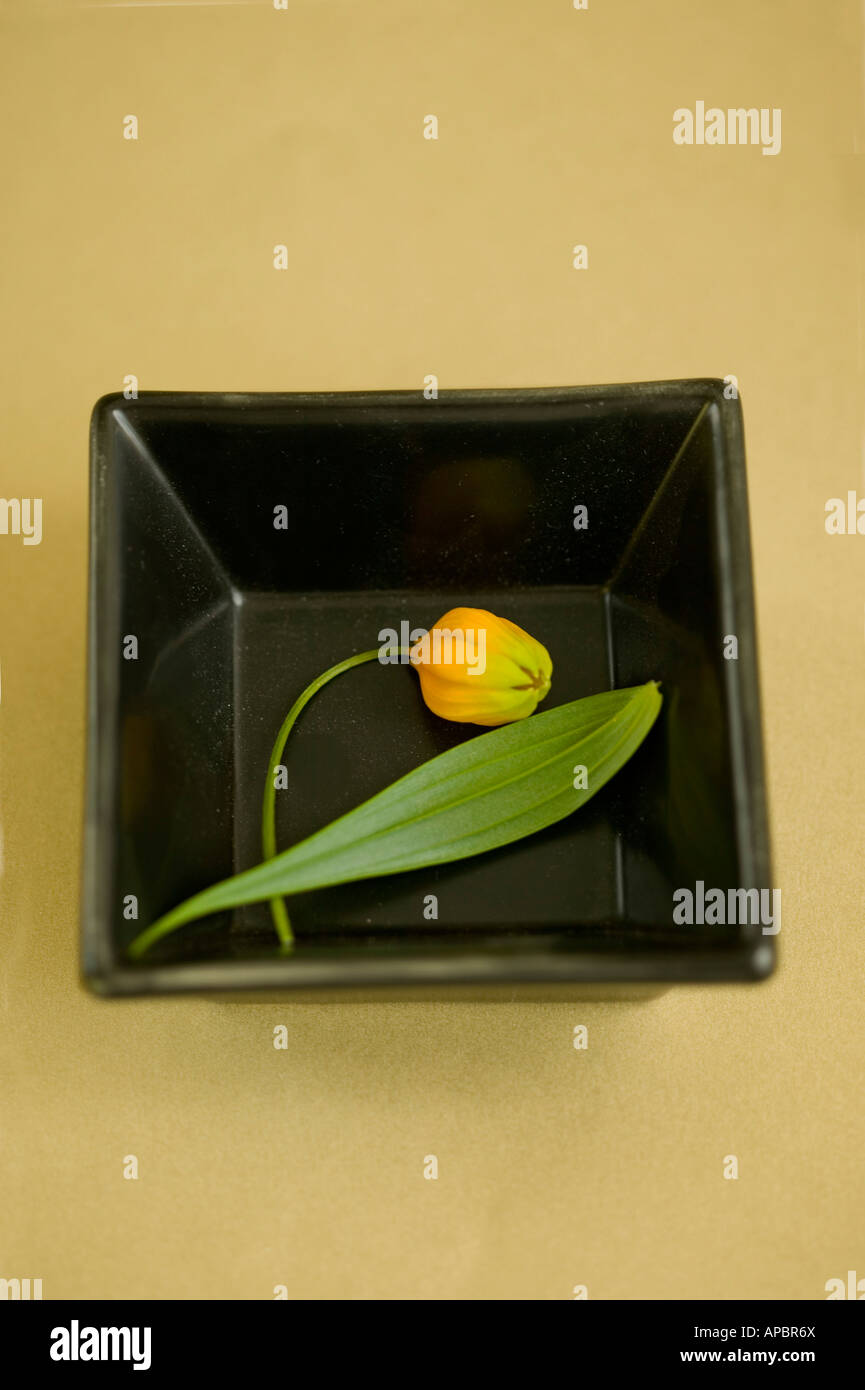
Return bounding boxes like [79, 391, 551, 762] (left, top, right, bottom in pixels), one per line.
[261, 648, 384, 949]
[127, 644, 411, 961]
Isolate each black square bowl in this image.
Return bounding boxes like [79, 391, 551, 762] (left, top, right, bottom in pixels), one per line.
[83, 382, 773, 997]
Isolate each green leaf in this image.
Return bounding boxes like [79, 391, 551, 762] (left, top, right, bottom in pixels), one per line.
[127, 681, 662, 957]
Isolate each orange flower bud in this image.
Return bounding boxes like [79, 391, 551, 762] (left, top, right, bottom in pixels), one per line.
[410, 607, 552, 726]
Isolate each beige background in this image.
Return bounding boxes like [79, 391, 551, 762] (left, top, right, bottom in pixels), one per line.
[1, 0, 863, 1299]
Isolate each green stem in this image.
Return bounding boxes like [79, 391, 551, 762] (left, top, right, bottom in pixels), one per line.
[127, 645, 408, 961]
[261, 648, 384, 950]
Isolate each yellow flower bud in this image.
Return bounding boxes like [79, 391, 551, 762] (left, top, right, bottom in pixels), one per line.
[410, 607, 552, 726]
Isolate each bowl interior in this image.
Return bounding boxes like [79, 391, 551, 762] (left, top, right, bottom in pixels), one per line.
[94, 389, 758, 978]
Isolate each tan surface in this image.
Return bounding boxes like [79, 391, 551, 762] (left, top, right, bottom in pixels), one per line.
[1, 0, 863, 1300]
